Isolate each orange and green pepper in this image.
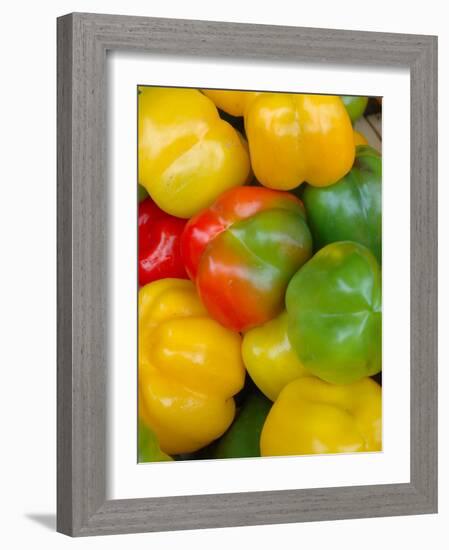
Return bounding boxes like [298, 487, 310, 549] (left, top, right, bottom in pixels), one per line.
[181, 186, 312, 332]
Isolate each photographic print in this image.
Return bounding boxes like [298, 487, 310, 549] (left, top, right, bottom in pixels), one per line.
[137, 87, 382, 462]
[57, 14, 437, 535]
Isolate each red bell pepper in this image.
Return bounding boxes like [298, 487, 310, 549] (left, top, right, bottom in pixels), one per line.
[138, 198, 187, 286]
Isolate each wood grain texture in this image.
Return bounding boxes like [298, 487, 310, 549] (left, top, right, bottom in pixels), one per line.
[57, 14, 74, 536]
[57, 12, 438, 536]
[409, 34, 438, 509]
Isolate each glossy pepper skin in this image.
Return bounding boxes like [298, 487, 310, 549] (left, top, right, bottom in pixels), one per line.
[260, 376, 382, 456]
[212, 391, 272, 459]
[139, 279, 245, 454]
[286, 241, 382, 384]
[242, 311, 310, 401]
[138, 198, 187, 286]
[341, 96, 369, 123]
[202, 89, 260, 117]
[181, 187, 313, 332]
[202, 90, 355, 189]
[303, 146, 382, 263]
[138, 87, 251, 218]
[138, 422, 173, 462]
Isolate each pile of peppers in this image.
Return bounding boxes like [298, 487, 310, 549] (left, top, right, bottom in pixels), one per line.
[138, 86, 382, 461]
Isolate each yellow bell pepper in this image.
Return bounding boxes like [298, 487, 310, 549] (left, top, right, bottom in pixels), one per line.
[242, 311, 309, 401]
[353, 129, 368, 146]
[202, 89, 260, 117]
[138, 87, 251, 218]
[202, 89, 355, 189]
[260, 376, 382, 456]
[139, 278, 245, 455]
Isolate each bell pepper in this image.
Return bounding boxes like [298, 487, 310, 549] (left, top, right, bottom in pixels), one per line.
[302, 145, 382, 263]
[202, 90, 355, 189]
[138, 87, 251, 218]
[202, 89, 260, 117]
[260, 376, 382, 456]
[138, 183, 149, 202]
[181, 186, 313, 332]
[242, 311, 310, 401]
[341, 96, 369, 123]
[353, 129, 368, 146]
[286, 241, 382, 384]
[211, 391, 272, 459]
[139, 278, 245, 455]
[138, 421, 173, 462]
[138, 197, 187, 286]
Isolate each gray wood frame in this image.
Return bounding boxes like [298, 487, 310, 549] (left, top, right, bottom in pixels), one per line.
[57, 12, 438, 537]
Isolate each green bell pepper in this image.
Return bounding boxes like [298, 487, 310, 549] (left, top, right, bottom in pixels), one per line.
[341, 96, 369, 123]
[138, 183, 149, 202]
[286, 241, 382, 384]
[212, 392, 272, 459]
[302, 145, 381, 263]
[138, 422, 173, 462]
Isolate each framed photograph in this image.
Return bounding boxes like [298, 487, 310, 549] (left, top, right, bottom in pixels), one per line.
[57, 12, 437, 536]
